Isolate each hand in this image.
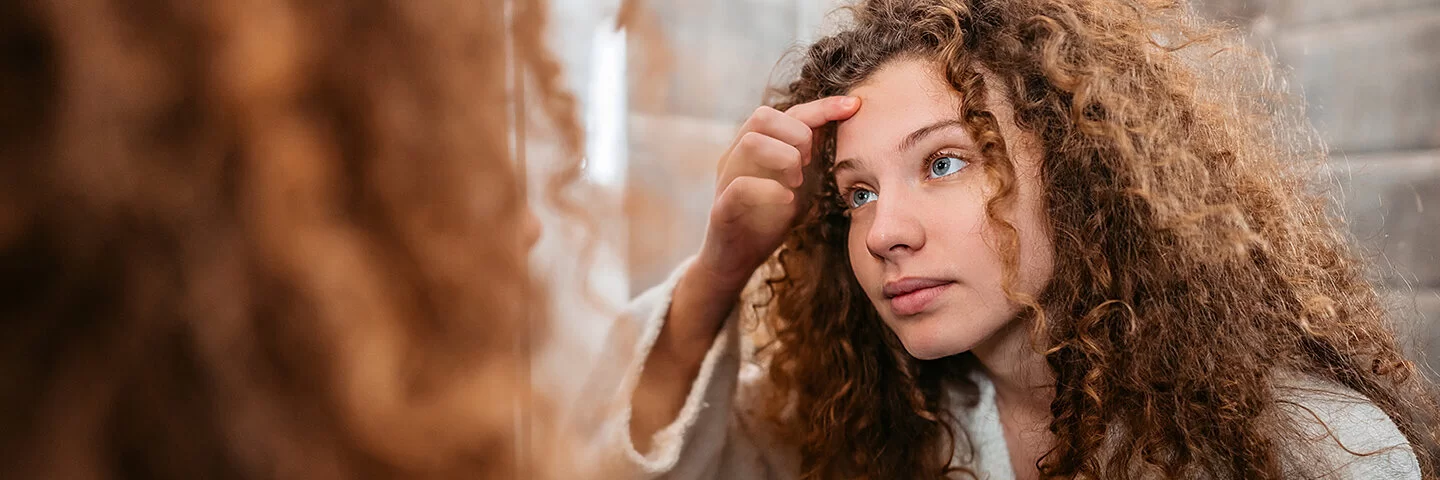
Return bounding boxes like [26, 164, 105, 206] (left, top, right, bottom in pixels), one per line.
[692, 96, 861, 296]
[630, 97, 861, 451]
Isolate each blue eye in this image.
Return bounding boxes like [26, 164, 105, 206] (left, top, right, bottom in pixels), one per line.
[848, 189, 877, 208]
[928, 155, 968, 179]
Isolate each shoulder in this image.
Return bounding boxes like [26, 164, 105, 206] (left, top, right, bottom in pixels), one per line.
[1273, 376, 1421, 479]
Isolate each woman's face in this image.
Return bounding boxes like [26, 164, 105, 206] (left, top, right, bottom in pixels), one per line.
[834, 58, 1054, 360]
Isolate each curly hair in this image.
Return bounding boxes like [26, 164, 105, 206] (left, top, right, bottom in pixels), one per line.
[0, 0, 579, 478]
[756, 0, 1440, 478]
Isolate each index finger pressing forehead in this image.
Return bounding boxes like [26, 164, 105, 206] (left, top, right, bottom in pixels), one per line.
[784, 96, 860, 129]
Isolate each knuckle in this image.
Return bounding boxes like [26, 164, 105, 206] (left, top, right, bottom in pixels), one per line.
[737, 131, 767, 154]
[750, 106, 780, 129]
[719, 178, 753, 202]
[752, 105, 779, 121]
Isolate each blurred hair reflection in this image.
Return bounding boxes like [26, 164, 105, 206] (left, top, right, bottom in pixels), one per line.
[0, 0, 576, 478]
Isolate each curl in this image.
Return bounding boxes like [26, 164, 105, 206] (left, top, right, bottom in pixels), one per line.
[756, 0, 1440, 479]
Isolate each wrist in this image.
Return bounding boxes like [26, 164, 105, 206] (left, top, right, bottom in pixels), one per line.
[656, 259, 742, 358]
[690, 249, 755, 297]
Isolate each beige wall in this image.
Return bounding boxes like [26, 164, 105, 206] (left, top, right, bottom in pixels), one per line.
[1195, 0, 1440, 376]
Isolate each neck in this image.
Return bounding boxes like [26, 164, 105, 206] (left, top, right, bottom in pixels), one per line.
[971, 316, 1054, 415]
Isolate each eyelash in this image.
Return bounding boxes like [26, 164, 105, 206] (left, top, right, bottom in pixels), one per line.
[836, 150, 973, 211]
[925, 150, 970, 177]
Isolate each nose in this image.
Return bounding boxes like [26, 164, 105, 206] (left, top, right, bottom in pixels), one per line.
[864, 190, 925, 259]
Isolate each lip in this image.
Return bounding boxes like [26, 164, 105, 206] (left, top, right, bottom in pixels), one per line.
[883, 277, 955, 316]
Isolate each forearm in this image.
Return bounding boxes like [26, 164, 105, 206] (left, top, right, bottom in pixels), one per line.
[629, 261, 743, 453]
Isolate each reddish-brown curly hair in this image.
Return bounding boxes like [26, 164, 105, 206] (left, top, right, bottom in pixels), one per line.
[0, 0, 579, 478]
[756, 0, 1440, 478]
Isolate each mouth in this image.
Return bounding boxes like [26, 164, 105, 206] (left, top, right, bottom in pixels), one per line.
[883, 277, 955, 317]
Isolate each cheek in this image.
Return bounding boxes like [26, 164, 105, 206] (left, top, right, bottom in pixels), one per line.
[1002, 170, 1055, 294]
[931, 179, 1048, 297]
[1013, 199, 1056, 292]
[1003, 133, 1056, 291]
[927, 187, 1001, 268]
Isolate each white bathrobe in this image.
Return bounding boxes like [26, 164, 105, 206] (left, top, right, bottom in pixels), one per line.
[572, 261, 1422, 479]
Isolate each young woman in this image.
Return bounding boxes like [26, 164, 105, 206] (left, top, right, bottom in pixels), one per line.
[591, 0, 1440, 478]
[0, 0, 574, 478]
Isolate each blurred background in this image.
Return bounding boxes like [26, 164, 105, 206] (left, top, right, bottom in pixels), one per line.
[530, 0, 1440, 403]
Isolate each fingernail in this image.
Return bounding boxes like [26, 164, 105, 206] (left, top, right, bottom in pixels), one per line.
[840, 96, 859, 108]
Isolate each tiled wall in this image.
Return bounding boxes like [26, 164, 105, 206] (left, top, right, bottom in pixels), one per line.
[622, 0, 846, 293]
[1195, 0, 1440, 376]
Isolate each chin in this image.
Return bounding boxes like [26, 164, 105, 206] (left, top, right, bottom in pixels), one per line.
[892, 323, 976, 360]
[902, 343, 956, 360]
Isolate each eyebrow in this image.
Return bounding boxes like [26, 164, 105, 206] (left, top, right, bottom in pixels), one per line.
[900, 118, 967, 152]
[832, 118, 968, 175]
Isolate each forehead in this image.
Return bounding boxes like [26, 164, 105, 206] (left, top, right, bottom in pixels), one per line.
[835, 58, 965, 159]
